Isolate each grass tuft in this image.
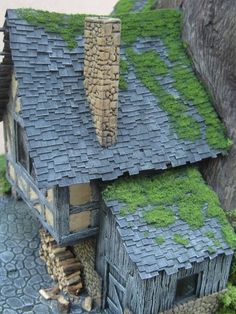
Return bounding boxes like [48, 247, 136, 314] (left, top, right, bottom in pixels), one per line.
[119, 59, 129, 90]
[207, 246, 216, 254]
[173, 233, 189, 247]
[155, 236, 165, 245]
[0, 155, 11, 195]
[205, 231, 215, 239]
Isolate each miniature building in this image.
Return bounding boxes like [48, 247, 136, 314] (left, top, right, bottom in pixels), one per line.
[0, 5, 235, 314]
[97, 169, 233, 313]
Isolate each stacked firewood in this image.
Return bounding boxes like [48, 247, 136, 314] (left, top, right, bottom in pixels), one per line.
[39, 229, 83, 296]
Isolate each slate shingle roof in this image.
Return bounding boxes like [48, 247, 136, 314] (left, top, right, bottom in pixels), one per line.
[106, 199, 233, 279]
[112, 0, 150, 14]
[3, 9, 225, 188]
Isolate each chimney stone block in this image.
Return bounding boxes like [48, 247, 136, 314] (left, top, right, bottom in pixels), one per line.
[84, 16, 121, 147]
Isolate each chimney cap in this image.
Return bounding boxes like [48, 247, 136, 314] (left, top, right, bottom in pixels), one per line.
[85, 16, 121, 24]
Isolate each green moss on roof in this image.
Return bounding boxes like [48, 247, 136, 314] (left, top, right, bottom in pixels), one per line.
[17, 8, 230, 150]
[119, 59, 129, 90]
[205, 231, 216, 239]
[214, 240, 221, 248]
[155, 236, 165, 245]
[143, 206, 175, 228]
[173, 234, 189, 247]
[113, 0, 157, 15]
[103, 167, 236, 249]
[126, 47, 201, 141]
[17, 9, 87, 49]
[207, 246, 216, 254]
[113, 0, 135, 15]
[118, 10, 230, 150]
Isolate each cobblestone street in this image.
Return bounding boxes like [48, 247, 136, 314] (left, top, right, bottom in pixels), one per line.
[0, 196, 98, 314]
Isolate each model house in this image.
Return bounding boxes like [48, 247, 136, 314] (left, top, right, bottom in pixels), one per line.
[0, 6, 235, 314]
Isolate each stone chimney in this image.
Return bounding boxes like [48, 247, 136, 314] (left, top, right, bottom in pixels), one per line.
[84, 16, 121, 147]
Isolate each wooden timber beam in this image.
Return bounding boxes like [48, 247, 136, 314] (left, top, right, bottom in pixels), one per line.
[0, 52, 11, 57]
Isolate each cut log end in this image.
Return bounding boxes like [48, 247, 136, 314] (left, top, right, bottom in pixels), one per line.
[39, 285, 60, 300]
[39, 229, 83, 296]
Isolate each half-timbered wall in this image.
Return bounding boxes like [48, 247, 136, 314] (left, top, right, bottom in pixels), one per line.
[69, 182, 99, 234]
[3, 74, 59, 239]
[3, 74, 99, 245]
[96, 205, 232, 314]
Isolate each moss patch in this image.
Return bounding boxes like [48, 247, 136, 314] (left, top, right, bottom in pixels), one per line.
[125, 48, 201, 141]
[0, 155, 11, 195]
[155, 236, 165, 245]
[119, 59, 129, 90]
[17, 9, 87, 49]
[173, 234, 189, 247]
[213, 240, 221, 247]
[103, 167, 236, 249]
[217, 284, 236, 314]
[205, 231, 215, 239]
[124, 47, 202, 140]
[143, 206, 175, 228]
[207, 246, 216, 254]
[113, 0, 135, 15]
[113, 0, 157, 14]
[118, 10, 230, 150]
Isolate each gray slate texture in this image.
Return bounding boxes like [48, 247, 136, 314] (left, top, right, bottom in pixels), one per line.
[112, 0, 155, 14]
[132, 0, 154, 12]
[5, 10, 223, 189]
[106, 199, 233, 280]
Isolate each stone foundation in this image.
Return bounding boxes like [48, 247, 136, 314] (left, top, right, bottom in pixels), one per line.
[125, 291, 225, 314]
[160, 291, 225, 314]
[73, 238, 102, 307]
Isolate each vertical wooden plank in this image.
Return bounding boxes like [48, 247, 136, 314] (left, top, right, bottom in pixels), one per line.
[220, 254, 233, 290]
[55, 186, 70, 239]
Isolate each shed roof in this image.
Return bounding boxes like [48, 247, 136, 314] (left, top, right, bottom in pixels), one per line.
[103, 167, 234, 279]
[112, 0, 153, 14]
[0, 9, 229, 188]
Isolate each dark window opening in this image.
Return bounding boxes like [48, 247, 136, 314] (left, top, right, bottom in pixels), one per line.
[175, 274, 198, 303]
[29, 156, 36, 179]
[16, 121, 35, 178]
[16, 122, 28, 170]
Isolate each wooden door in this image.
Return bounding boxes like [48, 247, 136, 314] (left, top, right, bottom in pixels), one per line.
[106, 264, 126, 314]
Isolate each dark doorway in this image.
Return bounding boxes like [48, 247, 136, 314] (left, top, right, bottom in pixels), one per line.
[175, 273, 198, 303]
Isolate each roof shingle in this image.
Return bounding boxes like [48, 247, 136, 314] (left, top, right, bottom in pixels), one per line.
[4, 9, 226, 188]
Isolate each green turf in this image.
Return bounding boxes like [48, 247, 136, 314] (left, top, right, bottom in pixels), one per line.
[103, 167, 236, 248]
[0, 155, 11, 195]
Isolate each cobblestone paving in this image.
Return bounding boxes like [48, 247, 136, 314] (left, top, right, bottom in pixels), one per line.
[0, 196, 100, 314]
